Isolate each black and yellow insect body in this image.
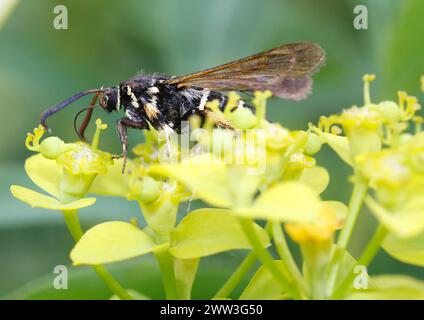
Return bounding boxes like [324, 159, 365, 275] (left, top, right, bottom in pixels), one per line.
[40, 42, 325, 162]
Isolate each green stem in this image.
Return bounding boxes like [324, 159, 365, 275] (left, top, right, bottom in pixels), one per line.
[327, 175, 368, 295]
[92, 265, 133, 300]
[332, 225, 387, 299]
[302, 244, 331, 299]
[336, 176, 368, 249]
[358, 225, 387, 266]
[271, 222, 309, 297]
[62, 210, 133, 300]
[174, 258, 199, 300]
[154, 249, 178, 299]
[213, 222, 272, 299]
[213, 251, 257, 299]
[239, 218, 302, 300]
[63, 210, 83, 240]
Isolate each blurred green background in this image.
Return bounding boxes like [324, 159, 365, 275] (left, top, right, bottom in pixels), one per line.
[0, 0, 423, 298]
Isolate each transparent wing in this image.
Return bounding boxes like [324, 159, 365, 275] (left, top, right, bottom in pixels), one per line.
[165, 42, 325, 100]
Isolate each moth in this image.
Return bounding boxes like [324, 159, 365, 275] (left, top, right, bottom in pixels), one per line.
[40, 42, 325, 165]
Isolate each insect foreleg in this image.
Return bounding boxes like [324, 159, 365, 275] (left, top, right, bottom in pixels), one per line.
[116, 118, 148, 173]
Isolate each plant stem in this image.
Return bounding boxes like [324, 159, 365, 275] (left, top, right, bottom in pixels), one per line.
[358, 225, 387, 266]
[154, 249, 178, 299]
[336, 176, 368, 249]
[332, 225, 387, 299]
[301, 243, 331, 299]
[62, 210, 133, 300]
[213, 222, 272, 299]
[239, 218, 302, 300]
[92, 265, 133, 300]
[213, 251, 257, 299]
[271, 222, 308, 297]
[326, 175, 368, 295]
[63, 209, 84, 240]
[174, 258, 199, 300]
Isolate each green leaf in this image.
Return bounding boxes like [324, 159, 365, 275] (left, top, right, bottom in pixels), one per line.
[169, 209, 269, 259]
[239, 261, 288, 300]
[299, 166, 329, 194]
[383, 231, 424, 267]
[235, 182, 321, 223]
[347, 275, 424, 300]
[366, 196, 424, 238]
[149, 156, 233, 207]
[71, 221, 162, 265]
[10, 185, 96, 211]
[25, 154, 61, 198]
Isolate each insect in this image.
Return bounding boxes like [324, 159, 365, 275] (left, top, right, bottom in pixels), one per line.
[40, 42, 325, 169]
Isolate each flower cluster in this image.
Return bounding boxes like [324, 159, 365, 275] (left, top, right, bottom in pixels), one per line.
[357, 132, 424, 238]
[313, 74, 421, 161]
[10, 75, 424, 300]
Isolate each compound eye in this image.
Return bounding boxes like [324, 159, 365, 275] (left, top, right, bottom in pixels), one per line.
[107, 94, 118, 110]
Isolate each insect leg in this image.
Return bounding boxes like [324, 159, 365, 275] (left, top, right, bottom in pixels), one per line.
[199, 109, 234, 130]
[116, 117, 148, 173]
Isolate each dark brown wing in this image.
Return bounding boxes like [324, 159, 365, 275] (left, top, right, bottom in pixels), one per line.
[165, 42, 325, 100]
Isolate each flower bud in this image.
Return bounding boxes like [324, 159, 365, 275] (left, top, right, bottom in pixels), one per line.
[304, 133, 322, 155]
[138, 176, 161, 204]
[265, 124, 291, 150]
[228, 107, 257, 129]
[377, 101, 402, 122]
[39, 137, 65, 160]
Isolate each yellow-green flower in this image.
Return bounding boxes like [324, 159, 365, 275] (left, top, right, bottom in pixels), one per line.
[11, 119, 120, 208]
[132, 128, 162, 165]
[285, 202, 345, 244]
[312, 74, 422, 164]
[317, 75, 383, 157]
[357, 132, 424, 238]
[357, 150, 410, 191]
[56, 142, 112, 176]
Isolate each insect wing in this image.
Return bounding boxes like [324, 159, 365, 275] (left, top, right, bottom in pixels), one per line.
[165, 42, 325, 100]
